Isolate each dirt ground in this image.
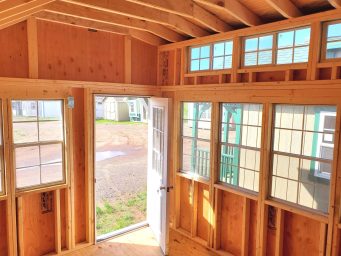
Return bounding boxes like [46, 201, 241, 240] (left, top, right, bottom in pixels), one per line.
[95, 122, 148, 204]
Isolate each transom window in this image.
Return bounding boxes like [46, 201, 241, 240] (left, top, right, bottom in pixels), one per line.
[12, 100, 65, 191]
[276, 27, 310, 64]
[181, 102, 212, 178]
[244, 35, 273, 66]
[270, 104, 337, 213]
[324, 21, 341, 60]
[219, 103, 262, 192]
[243, 27, 311, 67]
[189, 41, 233, 72]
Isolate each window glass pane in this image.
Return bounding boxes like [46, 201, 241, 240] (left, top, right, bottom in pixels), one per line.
[191, 47, 200, 59]
[38, 101, 63, 121]
[244, 52, 257, 66]
[225, 41, 233, 55]
[259, 35, 273, 50]
[219, 103, 263, 192]
[41, 163, 63, 184]
[278, 31, 294, 48]
[224, 55, 232, 69]
[213, 56, 224, 69]
[271, 104, 336, 213]
[181, 102, 211, 178]
[200, 58, 210, 70]
[12, 101, 37, 122]
[326, 41, 341, 59]
[13, 122, 38, 144]
[40, 144, 63, 164]
[277, 49, 293, 64]
[258, 50, 272, 65]
[245, 38, 258, 52]
[191, 60, 200, 71]
[200, 46, 210, 58]
[293, 46, 309, 63]
[16, 166, 41, 189]
[39, 121, 63, 141]
[327, 23, 341, 40]
[15, 146, 40, 169]
[213, 43, 224, 56]
[295, 28, 311, 46]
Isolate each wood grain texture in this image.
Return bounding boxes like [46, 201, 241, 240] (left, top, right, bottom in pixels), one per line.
[196, 182, 210, 242]
[131, 38, 157, 85]
[180, 177, 192, 233]
[37, 20, 125, 83]
[0, 21, 28, 78]
[0, 200, 8, 256]
[248, 200, 258, 256]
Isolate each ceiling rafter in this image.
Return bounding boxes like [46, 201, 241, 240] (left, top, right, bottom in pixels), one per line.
[0, 0, 55, 30]
[193, 0, 262, 26]
[61, 0, 209, 37]
[34, 11, 166, 45]
[125, 0, 232, 32]
[328, 0, 341, 8]
[265, 0, 302, 18]
[45, 1, 185, 42]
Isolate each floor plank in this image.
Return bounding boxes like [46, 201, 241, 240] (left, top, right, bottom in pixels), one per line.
[69, 227, 162, 256]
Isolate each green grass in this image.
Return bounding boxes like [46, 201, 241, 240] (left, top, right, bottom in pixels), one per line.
[95, 119, 145, 125]
[96, 191, 147, 236]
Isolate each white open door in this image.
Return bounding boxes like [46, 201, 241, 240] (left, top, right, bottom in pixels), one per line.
[147, 97, 169, 255]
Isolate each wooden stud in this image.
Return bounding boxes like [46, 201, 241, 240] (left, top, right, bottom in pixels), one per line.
[54, 189, 62, 254]
[26, 17, 39, 79]
[241, 197, 250, 256]
[275, 209, 284, 256]
[124, 36, 132, 84]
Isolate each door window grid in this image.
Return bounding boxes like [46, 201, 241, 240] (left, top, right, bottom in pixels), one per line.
[271, 104, 336, 213]
[324, 21, 341, 60]
[276, 27, 310, 64]
[181, 102, 212, 178]
[219, 103, 262, 192]
[152, 107, 164, 175]
[12, 100, 65, 191]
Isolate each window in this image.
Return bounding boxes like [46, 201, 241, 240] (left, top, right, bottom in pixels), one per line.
[244, 35, 273, 66]
[324, 22, 341, 60]
[271, 104, 337, 213]
[277, 27, 310, 64]
[243, 27, 311, 67]
[189, 41, 233, 72]
[12, 100, 65, 190]
[0, 101, 4, 196]
[190, 45, 211, 72]
[181, 102, 212, 178]
[213, 41, 233, 70]
[219, 103, 262, 192]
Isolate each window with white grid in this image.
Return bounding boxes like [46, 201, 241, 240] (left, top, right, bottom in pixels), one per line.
[276, 27, 311, 64]
[244, 35, 274, 66]
[271, 104, 337, 213]
[181, 102, 212, 178]
[12, 100, 65, 191]
[212, 41, 233, 70]
[219, 103, 262, 192]
[190, 45, 211, 72]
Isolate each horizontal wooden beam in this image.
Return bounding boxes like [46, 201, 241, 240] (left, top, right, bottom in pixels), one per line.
[194, 0, 262, 26]
[35, 11, 167, 45]
[62, 0, 209, 37]
[328, 0, 341, 8]
[45, 1, 183, 42]
[265, 0, 302, 18]
[126, 0, 232, 32]
[0, 0, 55, 30]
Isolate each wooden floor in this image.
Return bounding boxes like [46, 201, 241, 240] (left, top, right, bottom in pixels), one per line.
[68, 227, 162, 256]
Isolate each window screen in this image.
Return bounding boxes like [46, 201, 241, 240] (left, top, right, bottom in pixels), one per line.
[219, 103, 262, 192]
[12, 100, 65, 190]
[271, 104, 337, 213]
[325, 22, 341, 59]
[181, 102, 212, 178]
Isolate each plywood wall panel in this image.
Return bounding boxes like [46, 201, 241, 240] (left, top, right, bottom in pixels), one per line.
[131, 38, 157, 85]
[72, 88, 86, 244]
[21, 193, 55, 256]
[37, 20, 125, 83]
[0, 200, 8, 256]
[219, 191, 243, 255]
[283, 211, 320, 256]
[179, 177, 192, 233]
[196, 182, 209, 242]
[0, 21, 28, 78]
